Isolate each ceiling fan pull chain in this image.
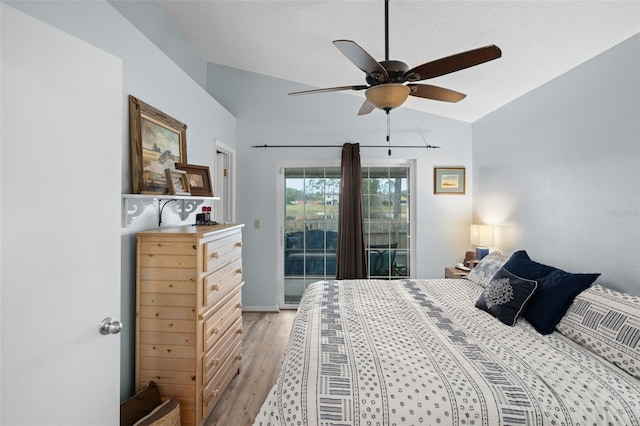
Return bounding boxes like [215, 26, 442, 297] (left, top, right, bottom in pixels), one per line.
[386, 109, 391, 156]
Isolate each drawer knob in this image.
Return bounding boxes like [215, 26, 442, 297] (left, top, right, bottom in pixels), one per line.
[235, 354, 242, 361]
[210, 327, 219, 335]
[236, 268, 242, 274]
[235, 242, 242, 247]
[210, 252, 219, 259]
[236, 327, 243, 334]
[209, 358, 219, 367]
[210, 284, 219, 291]
[236, 303, 242, 309]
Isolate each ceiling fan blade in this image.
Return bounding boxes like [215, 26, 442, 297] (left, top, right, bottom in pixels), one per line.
[333, 40, 388, 78]
[357, 99, 376, 116]
[408, 84, 466, 103]
[289, 85, 368, 96]
[405, 45, 502, 81]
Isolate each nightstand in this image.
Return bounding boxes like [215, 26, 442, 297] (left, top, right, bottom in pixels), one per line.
[445, 267, 469, 279]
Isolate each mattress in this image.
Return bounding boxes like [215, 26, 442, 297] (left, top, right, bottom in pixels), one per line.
[254, 279, 640, 425]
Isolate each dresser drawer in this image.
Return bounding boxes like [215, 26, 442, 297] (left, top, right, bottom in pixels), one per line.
[202, 340, 242, 419]
[203, 232, 242, 273]
[203, 289, 242, 353]
[203, 257, 242, 307]
[202, 317, 242, 385]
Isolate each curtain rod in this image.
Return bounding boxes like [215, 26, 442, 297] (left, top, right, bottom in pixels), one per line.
[251, 144, 440, 149]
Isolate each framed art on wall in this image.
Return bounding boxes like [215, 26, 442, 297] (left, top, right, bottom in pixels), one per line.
[175, 163, 213, 197]
[434, 167, 466, 194]
[129, 95, 187, 194]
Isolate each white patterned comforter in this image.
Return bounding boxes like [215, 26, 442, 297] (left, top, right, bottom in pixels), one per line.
[254, 279, 640, 425]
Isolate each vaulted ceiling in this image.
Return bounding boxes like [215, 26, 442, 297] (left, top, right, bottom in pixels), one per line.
[157, 1, 639, 122]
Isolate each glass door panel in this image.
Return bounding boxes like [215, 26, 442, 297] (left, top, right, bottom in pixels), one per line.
[282, 164, 412, 306]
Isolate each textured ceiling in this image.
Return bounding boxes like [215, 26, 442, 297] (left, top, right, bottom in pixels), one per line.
[157, 1, 639, 122]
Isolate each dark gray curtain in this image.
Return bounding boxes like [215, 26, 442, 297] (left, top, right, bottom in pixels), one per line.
[336, 143, 367, 279]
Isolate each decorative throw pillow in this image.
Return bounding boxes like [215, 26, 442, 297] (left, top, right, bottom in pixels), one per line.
[523, 269, 600, 335]
[502, 250, 558, 279]
[475, 268, 538, 326]
[134, 396, 181, 426]
[466, 251, 510, 288]
[557, 284, 640, 379]
[120, 381, 162, 426]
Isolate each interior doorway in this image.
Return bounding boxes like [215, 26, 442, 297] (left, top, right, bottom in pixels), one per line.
[214, 140, 235, 223]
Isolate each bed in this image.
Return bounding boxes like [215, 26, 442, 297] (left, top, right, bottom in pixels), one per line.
[254, 251, 640, 425]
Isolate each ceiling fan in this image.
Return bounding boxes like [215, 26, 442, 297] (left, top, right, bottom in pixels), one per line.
[288, 0, 502, 116]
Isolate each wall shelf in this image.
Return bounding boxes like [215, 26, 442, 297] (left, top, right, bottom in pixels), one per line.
[122, 194, 220, 227]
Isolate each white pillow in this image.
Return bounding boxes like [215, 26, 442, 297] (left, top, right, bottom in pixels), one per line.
[557, 284, 640, 379]
[466, 251, 510, 288]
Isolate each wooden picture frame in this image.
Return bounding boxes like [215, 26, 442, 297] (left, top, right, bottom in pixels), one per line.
[434, 167, 466, 195]
[175, 163, 213, 197]
[129, 95, 187, 194]
[164, 168, 191, 196]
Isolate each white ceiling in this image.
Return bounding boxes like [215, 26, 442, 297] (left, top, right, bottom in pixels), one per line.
[157, 1, 639, 122]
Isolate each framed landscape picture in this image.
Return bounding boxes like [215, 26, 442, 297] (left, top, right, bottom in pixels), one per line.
[129, 95, 187, 194]
[434, 167, 465, 195]
[175, 163, 213, 197]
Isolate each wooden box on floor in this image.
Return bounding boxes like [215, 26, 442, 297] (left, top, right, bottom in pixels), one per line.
[135, 224, 244, 426]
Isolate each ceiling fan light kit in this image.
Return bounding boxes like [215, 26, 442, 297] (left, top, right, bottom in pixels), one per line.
[365, 84, 410, 110]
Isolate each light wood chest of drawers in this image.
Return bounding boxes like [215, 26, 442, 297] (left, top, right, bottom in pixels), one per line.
[135, 224, 244, 426]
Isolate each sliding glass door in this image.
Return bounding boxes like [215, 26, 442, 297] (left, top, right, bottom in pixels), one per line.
[280, 163, 413, 307]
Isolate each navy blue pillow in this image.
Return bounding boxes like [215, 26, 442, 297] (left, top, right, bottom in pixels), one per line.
[523, 269, 600, 335]
[502, 250, 558, 279]
[475, 268, 538, 326]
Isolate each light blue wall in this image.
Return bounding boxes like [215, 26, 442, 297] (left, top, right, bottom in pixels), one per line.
[5, 0, 238, 400]
[207, 63, 474, 309]
[472, 34, 640, 295]
[108, 0, 208, 89]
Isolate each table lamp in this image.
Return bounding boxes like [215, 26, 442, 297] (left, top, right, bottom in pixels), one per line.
[470, 224, 494, 260]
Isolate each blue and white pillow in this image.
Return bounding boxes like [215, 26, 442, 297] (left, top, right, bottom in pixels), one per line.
[475, 268, 538, 326]
[557, 284, 640, 379]
[466, 251, 510, 288]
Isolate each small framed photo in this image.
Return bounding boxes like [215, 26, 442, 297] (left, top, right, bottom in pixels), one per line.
[434, 167, 465, 195]
[164, 168, 191, 196]
[175, 163, 213, 197]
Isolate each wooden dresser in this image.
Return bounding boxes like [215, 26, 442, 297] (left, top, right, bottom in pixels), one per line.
[135, 224, 244, 426]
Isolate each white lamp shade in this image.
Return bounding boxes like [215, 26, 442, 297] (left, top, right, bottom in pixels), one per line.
[470, 224, 494, 247]
[365, 84, 410, 110]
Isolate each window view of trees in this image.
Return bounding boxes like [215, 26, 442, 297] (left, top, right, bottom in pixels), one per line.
[283, 166, 411, 305]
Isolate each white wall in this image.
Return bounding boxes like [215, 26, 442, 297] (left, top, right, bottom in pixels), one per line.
[4, 0, 238, 399]
[472, 34, 640, 294]
[207, 63, 474, 310]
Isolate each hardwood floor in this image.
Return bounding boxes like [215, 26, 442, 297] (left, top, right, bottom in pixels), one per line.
[205, 310, 297, 425]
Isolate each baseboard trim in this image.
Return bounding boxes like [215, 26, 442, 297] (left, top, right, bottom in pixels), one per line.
[242, 305, 280, 313]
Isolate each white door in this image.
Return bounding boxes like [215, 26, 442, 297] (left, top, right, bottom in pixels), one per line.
[1, 5, 122, 425]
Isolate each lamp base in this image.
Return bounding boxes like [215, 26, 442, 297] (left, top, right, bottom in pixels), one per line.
[476, 247, 489, 260]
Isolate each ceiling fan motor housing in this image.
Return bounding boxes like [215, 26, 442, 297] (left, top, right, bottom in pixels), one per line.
[367, 60, 410, 85]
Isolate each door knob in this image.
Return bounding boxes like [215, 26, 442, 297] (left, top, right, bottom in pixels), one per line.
[99, 317, 123, 335]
